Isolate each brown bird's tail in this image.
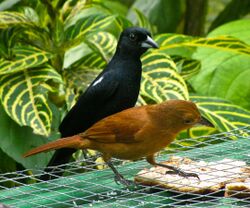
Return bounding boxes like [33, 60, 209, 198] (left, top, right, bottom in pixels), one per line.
[23, 135, 85, 158]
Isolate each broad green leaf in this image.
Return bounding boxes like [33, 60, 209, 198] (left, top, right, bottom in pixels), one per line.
[86, 31, 117, 63]
[0, 11, 33, 28]
[191, 96, 250, 133]
[65, 14, 116, 40]
[63, 42, 92, 69]
[64, 1, 102, 29]
[0, 104, 59, 169]
[189, 21, 250, 110]
[140, 52, 189, 102]
[127, 0, 184, 33]
[191, 53, 250, 110]
[0, 66, 62, 136]
[209, 19, 250, 45]
[0, 46, 53, 75]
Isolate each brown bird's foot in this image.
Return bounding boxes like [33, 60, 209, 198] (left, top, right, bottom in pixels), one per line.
[114, 173, 135, 187]
[156, 163, 200, 180]
[165, 169, 200, 180]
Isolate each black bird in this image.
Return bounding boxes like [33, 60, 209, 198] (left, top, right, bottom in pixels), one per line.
[41, 27, 158, 182]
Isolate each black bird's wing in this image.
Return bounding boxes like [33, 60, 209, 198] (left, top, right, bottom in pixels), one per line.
[59, 71, 119, 137]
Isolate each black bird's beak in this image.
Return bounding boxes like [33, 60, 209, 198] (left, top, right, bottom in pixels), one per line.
[199, 116, 214, 128]
[141, 35, 159, 49]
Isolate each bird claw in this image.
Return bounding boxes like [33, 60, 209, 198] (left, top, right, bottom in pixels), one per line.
[114, 174, 136, 187]
[165, 169, 200, 180]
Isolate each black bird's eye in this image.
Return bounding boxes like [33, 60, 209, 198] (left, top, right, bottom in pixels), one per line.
[129, 33, 137, 41]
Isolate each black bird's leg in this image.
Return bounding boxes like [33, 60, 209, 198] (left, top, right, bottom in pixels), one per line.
[155, 162, 200, 180]
[106, 161, 136, 187]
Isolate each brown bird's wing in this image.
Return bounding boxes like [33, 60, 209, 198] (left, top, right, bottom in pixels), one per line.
[81, 106, 149, 144]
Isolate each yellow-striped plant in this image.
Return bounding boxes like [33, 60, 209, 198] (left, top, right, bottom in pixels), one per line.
[0, 1, 131, 170]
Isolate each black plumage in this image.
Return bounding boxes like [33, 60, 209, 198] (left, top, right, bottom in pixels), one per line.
[41, 27, 158, 180]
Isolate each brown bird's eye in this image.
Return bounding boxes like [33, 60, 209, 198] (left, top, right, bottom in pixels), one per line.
[129, 33, 137, 41]
[184, 119, 193, 125]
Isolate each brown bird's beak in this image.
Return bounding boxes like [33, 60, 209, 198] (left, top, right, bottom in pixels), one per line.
[199, 116, 214, 128]
[141, 35, 159, 49]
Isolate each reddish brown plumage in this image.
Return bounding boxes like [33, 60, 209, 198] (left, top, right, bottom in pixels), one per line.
[24, 100, 208, 164]
[23, 135, 85, 157]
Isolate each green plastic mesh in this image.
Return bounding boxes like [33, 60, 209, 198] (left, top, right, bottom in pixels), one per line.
[0, 126, 250, 208]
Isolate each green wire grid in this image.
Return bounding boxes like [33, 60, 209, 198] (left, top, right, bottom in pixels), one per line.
[0, 126, 250, 208]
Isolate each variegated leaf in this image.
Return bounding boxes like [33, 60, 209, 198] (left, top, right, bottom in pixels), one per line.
[140, 52, 189, 102]
[156, 34, 195, 57]
[157, 34, 250, 57]
[172, 56, 201, 80]
[71, 52, 106, 71]
[0, 11, 33, 28]
[0, 46, 52, 75]
[86, 32, 117, 63]
[191, 96, 250, 133]
[65, 14, 116, 40]
[0, 66, 62, 136]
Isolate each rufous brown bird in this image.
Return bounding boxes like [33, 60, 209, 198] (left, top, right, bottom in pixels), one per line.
[24, 100, 213, 186]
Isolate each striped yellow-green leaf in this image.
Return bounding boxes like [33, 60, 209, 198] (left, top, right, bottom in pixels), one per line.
[156, 34, 195, 57]
[157, 34, 250, 57]
[86, 32, 117, 63]
[0, 11, 33, 28]
[173, 56, 201, 80]
[0, 66, 62, 136]
[191, 96, 250, 133]
[65, 14, 116, 40]
[0, 46, 52, 75]
[140, 52, 189, 102]
[71, 52, 106, 71]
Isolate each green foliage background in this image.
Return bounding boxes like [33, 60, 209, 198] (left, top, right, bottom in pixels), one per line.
[0, 0, 249, 176]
